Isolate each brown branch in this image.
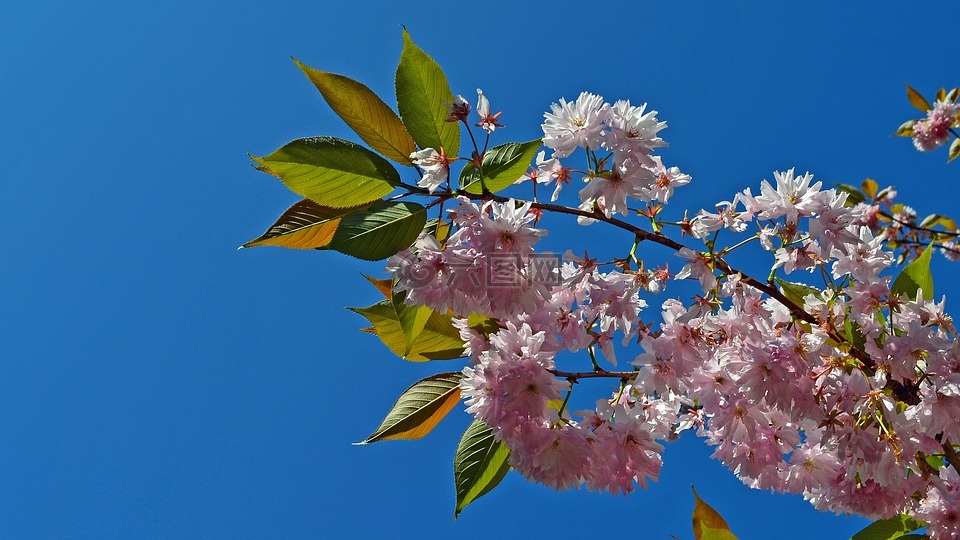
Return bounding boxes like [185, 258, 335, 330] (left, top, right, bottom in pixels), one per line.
[403, 184, 883, 375]
[551, 369, 637, 381]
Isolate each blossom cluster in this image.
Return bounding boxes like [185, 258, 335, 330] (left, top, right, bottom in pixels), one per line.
[540, 92, 689, 216]
[389, 92, 960, 537]
[913, 99, 960, 152]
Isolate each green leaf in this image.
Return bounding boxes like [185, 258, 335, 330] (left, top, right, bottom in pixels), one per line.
[835, 183, 867, 205]
[359, 372, 463, 444]
[845, 317, 867, 352]
[891, 245, 934, 300]
[692, 487, 739, 540]
[774, 278, 822, 308]
[892, 119, 918, 137]
[350, 301, 465, 361]
[395, 29, 459, 156]
[907, 84, 932, 112]
[851, 514, 924, 540]
[454, 419, 511, 518]
[937, 87, 947, 102]
[293, 59, 417, 166]
[925, 454, 944, 470]
[326, 201, 426, 261]
[242, 199, 360, 249]
[919, 214, 959, 231]
[892, 535, 928, 539]
[393, 290, 431, 354]
[949, 138, 960, 163]
[948, 88, 960, 103]
[252, 137, 399, 208]
[460, 140, 542, 194]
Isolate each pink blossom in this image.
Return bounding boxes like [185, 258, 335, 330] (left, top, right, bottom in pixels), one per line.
[542, 92, 607, 158]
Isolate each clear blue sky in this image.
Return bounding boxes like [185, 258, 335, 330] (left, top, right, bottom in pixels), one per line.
[2, 1, 959, 538]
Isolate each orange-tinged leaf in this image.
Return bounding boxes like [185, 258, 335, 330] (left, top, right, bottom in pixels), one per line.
[907, 84, 931, 112]
[359, 372, 463, 443]
[363, 274, 394, 298]
[242, 199, 361, 249]
[692, 487, 739, 540]
[294, 59, 417, 166]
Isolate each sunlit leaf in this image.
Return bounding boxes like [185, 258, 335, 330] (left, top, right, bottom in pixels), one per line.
[835, 183, 866, 205]
[850, 514, 925, 540]
[454, 419, 511, 518]
[251, 137, 398, 208]
[949, 138, 960, 163]
[326, 201, 426, 261]
[350, 301, 465, 361]
[395, 29, 459, 156]
[242, 199, 360, 249]
[359, 372, 463, 444]
[907, 84, 932, 112]
[775, 278, 822, 308]
[937, 87, 947, 102]
[861, 178, 879, 199]
[393, 290, 431, 354]
[947, 88, 960, 103]
[845, 317, 867, 352]
[294, 59, 417, 166]
[692, 487, 739, 540]
[891, 245, 934, 300]
[919, 214, 958, 231]
[422, 218, 451, 245]
[892, 119, 918, 137]
[362, 274, 394, 299]
[461, 140, 542, 194]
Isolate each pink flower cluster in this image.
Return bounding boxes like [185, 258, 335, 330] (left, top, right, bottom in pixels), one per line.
[913, 99, 959, 152]
[539, 92, 689, 217]
[387, 93, 960, 535]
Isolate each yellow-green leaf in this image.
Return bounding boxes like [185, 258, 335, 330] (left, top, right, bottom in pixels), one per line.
[252, 137, 398, 208]
[907, 84, 931, 112]
[775, 278, 822, 308]
[835, 183, 866, 205]
[949, 138, 960, 163]
[393, 291, 432, 354]
[242, 199, 360, 249]
[294, 59, 417, 166]
[454, 419, 511, 518]
[861, 178, 879, 199]
[891, 244, 934, 300]
[850, 514, 924, 539]
[692, 487, 739, 540]
[395, 29, 459, 156]
[359, 372, 463, 444]
[350, 301, 465, 361]
[892, 119, 918, 137]
[919, 214, 958, 231]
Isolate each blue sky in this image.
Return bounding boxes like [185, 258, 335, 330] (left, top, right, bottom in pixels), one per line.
[2, 1, 959, 538]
